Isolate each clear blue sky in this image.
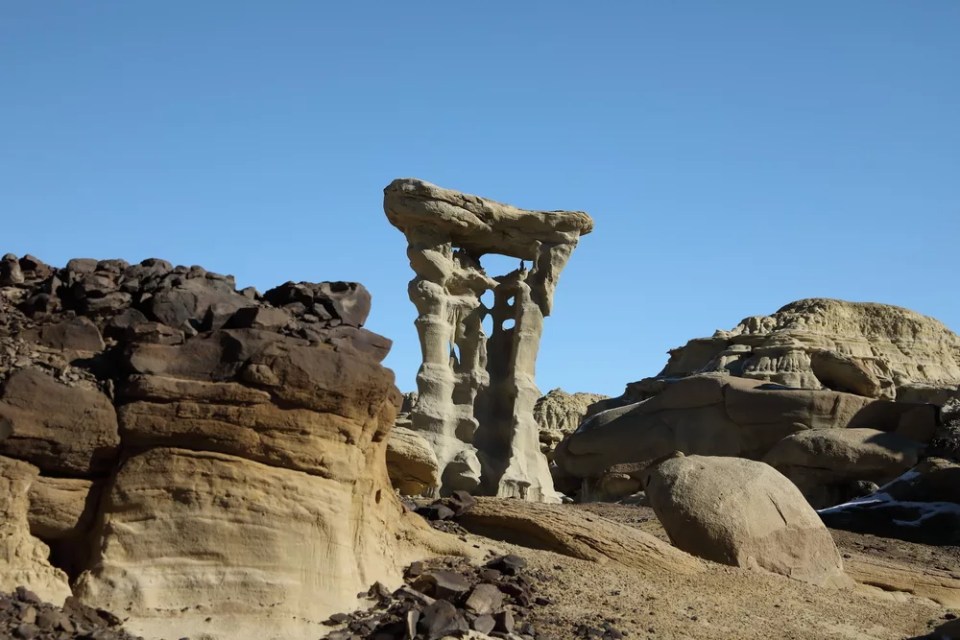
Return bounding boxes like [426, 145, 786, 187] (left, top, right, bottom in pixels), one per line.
[2, 2, 958, 396]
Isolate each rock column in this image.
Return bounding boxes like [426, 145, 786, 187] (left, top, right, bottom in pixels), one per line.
[384, 178, 593, 501]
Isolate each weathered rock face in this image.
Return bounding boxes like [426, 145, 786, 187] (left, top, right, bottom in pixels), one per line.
[659, 298, 960, 403]
[387, 426, 441, 496]
[0, 456, 72, 604]
[554, 298, 958, 504]
[818, 457, 960, 545]
[763, 428, 926, 508]
[533, 388, 608, 460]
[552, 374, 938, 502]
[0, 253, 457, 640]
[644, 455, 848, 587]
[384, 179, 593, 502]
[0, 367, 119, 476]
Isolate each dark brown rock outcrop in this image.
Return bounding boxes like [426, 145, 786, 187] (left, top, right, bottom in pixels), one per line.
[0, 253, 458, 640]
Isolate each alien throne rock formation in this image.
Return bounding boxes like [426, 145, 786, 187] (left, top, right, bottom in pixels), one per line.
[384, 179, 593, 502]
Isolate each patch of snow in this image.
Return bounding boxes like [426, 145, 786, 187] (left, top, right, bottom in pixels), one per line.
[818, 492, 893, 514]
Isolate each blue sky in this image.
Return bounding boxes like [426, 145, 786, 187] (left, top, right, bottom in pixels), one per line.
[2, 2, 958, 396]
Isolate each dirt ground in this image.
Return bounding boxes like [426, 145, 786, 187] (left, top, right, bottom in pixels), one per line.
[454, 502, 959, 640]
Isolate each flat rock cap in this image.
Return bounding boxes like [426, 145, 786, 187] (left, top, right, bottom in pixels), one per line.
[384, 178, 593, 259]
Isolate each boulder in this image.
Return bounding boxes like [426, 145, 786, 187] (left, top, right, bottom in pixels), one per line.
[0, 456, 72, 604]
[764, 428, 926, 507]
[644, 455, 848, 587]
[386, 426, 440, 495]
[808, 350, 883, 398]
[0, 367, 119, 476]
[29, 316, 105, 353]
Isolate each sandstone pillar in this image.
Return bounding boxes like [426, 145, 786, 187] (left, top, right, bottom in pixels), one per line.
[384, 178, 593, 501]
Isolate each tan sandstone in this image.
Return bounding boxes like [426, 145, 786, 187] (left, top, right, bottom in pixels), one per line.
[644, 455, 849, 587]
[384, 178, 593, 501]
[764, 428, 925, 507]
[0, 456, 72, 604]
[533, 388, 607, 460]
[659, 298, 960, 403]
[386, 426, 441, 496]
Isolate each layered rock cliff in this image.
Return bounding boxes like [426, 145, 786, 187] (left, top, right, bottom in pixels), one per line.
[553, 299, 958, 506]
[0, 253, 457, 640]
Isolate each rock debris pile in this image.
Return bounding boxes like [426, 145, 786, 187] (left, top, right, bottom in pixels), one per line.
[0, 587, 138, 640]
[320, 554, 573, 640]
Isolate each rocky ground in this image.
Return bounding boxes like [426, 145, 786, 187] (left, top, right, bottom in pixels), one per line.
[2, 499, 958, 639]
[311, 496, 959, 640]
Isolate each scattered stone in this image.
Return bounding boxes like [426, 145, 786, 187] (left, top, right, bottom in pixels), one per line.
[0, 589, 138, 640]
[419, 600, 468, 639]
[319, 553, 568, 640]
[416, 503, 456, 522]
[487, 554, 528, 576]
[413, 570, 472, 600]
[493, 608, 515, 633]
[464, 583, 504, 615]
[447, 489, 477, 516]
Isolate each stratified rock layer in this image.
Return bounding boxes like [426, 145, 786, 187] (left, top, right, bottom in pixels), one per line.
[660, 298, 960, 403]
[555, 298, 959, 505]
[0, 456, 71, 604]
[533, 389, 608, 460]
[553, 374, 938, 503]
[384, 179, 593, 502]
[0, 254, 459, 640]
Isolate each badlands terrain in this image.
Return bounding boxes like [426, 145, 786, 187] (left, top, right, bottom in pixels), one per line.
[0, 179, 958, 640]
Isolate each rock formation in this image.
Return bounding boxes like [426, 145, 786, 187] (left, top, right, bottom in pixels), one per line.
[818, 457, 960, 545]
[384, 179, 593, 501]
[644, 455, 849, 587]
[387, 426, 441, 496]
[552, 373, 938, 502]
[533, 388, 608, 460]
[763, 427, 925, 508]
[553, 298, 960, 504]
[657, 298, 960, 403]
[0, 254, 458, 640]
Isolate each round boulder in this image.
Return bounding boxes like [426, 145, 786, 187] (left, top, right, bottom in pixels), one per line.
[644, 454, 848, 587]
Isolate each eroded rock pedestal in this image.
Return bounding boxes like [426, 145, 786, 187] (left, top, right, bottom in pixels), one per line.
[384, 179, 593, 501]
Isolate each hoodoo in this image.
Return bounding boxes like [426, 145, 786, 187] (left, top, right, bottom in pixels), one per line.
[384, 178, 593, 501]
